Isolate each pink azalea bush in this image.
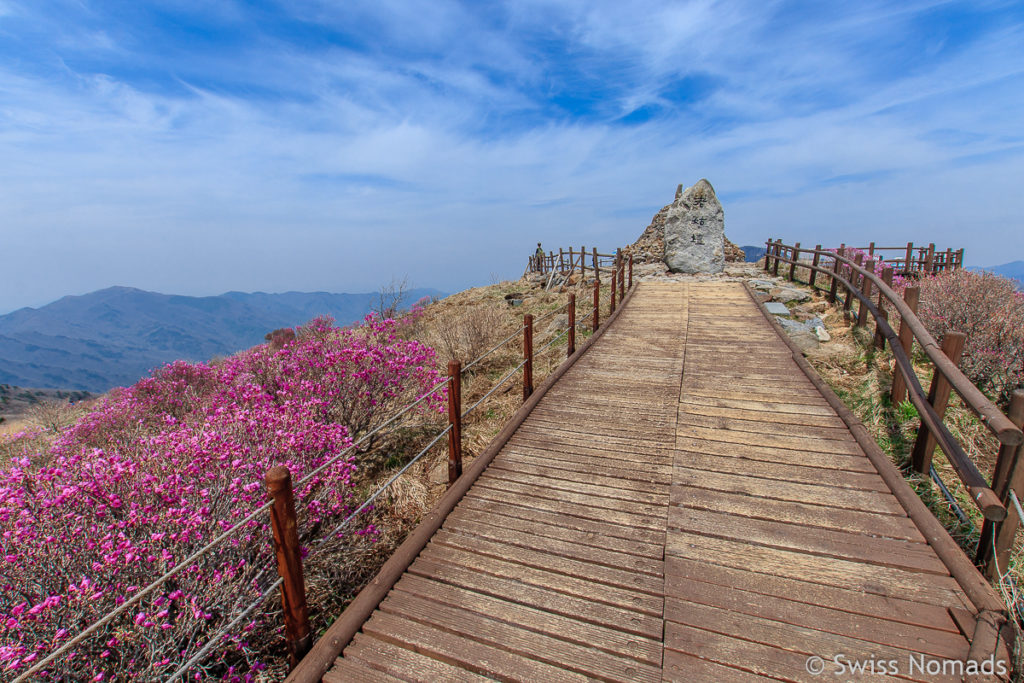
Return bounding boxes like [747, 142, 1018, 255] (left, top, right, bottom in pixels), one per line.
[917, 269, 1024, 406]
[0, 314, 444, 680]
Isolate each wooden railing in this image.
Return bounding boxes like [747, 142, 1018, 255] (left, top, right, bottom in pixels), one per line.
[16, 255, 639, 681]
[287, 253, 635, 680]
[527, 246, 619, 276]
[845, 241, 964, 276]
[764, 240, 1024, 578]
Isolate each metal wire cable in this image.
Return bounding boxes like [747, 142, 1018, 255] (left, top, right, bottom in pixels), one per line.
[930, 465, 974, 530]
[295, 376, 449, 488]
[17, 377, 452, 679]
[461, 324, 526, 374]
[164, 575, 283, 682]
[536, 326, 570, 355]
[532, 302, 569, 325]
[1011, 490, 1024, 527]
[13, 499, 275, 681]
[319, 424, 453, 540]
[461, 359, 528, 419]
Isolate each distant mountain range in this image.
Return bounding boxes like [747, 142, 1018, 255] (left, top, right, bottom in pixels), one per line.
[741, 245, 767, 263]
[0, 286, 444, 392]
[970, 260, 1024, 288]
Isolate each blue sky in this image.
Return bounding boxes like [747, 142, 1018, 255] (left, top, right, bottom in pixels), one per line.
[1, 1, 1023, 312]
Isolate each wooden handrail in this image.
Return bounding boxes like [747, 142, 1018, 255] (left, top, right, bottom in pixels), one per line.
[765, 242, 1017, 526]
[768, 242, 1020, 445]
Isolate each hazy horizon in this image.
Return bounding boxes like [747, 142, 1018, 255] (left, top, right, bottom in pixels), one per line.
[2, 1, 1022, 313]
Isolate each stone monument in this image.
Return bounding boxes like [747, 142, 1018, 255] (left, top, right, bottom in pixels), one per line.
[663, 179, 725, 274]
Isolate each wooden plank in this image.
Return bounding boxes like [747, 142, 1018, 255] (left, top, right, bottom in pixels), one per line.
[442, 514, 664, 577]
[662, 650, 769, 683]
[674, 436, 875, 472]
[674, 450, 889, 491]
[420, 543, 665, 616]
[665, 598, 961, 682]
[673, 485, 923, 540]
[676, 403, 847, 428]
[664, 572, 969, 659]
[407, 556, 663, 639]
[464, 486, 668, 534]
[472, 477, 668, 522]
[495, 450, 671, 485]
[669, 506, 946, 574]
[380, 591, 663, 683]
[478, 467, 668, 506]
[344, 633, 492, 682]
[431, 529, 664, 595]
[671, 466, 905, 515]
[392, 574, 663, 666]
[665, 621, 831, 682]
[666, 531, 969, 608]
[676, 424, 862, 454]
[666, 556, 959, 633]
[455, 496, 665, 553]
[323, 657, 405, 683]
[676, 411, 860, 442]
[361, 611, 594, 682]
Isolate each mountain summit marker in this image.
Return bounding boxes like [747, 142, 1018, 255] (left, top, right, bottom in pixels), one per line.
[663, 178, 725, 274]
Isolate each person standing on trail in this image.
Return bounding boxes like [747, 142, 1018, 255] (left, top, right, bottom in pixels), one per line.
[535, 242, 544, 257]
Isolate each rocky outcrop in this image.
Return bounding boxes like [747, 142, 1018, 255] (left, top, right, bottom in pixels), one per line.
[628, 180, 743, 267]
[663, 179, 725, 274]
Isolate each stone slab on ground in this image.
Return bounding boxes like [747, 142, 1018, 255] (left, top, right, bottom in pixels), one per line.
[764, 302, 790, 316]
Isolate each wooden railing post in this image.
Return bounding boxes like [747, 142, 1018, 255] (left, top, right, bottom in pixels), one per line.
[978, 391, 1024, 577]
[890, 286, 920, 404]
[944, 248, 953, 273]
[628, 254, 633, 289]
[592, 280, 600, 332]
[857, 259, 874, 327]
[618, 260, 625, 300]
[925, 243, 936, 274]
[910, 332, 967, 473]
[581, 245, 587, 280]
[764, 239, 772, 272]
[265, 466, 312, 669]
[559, 248, 565, 273]
[828, 247, 842, 303]
[447, 360, 462, 485]
[808, 245, 821, 287]
[523, 314, 534, 401]
[592, 247, 600, 283]
[868, 241, 875, 257]
[955, 248, 964, 270]
[610, 267, 617, 313]
[567, 294, 576, 357]
[788, 242, 800, 281]
[904, 242, 913, 276]
[874, 266, 893, 349]
[772, 240, 782, 276]
[843, 252, 862, 316]
[568, 247, 574, 275]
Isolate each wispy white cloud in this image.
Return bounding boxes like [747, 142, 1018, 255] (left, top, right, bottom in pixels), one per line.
[0, 1, 1022, 312]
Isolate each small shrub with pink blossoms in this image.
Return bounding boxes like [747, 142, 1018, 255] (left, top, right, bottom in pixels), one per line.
[917, 269, 1024, 406]
[0, 314, 444, 680]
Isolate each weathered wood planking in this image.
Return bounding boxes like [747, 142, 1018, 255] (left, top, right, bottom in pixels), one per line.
[312, 281, 1007, 683]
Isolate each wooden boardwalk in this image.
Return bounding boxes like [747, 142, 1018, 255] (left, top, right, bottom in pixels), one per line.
[319, 282, 1007, 682]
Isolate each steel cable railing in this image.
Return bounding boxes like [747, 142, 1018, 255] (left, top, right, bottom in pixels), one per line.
[20, 248, 638, 680]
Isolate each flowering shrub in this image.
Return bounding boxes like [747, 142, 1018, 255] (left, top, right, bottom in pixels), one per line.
[917, 269, 1024, 406]
[0, 314, 444, 680]
[830, 247, 912, 295]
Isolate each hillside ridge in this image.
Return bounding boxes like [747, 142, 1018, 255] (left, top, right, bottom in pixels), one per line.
[0, 286, 445, 392]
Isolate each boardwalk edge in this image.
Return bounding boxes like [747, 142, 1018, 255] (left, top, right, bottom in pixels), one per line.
[742, 282, 1011, 662]
[286, 283, 641, 682]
